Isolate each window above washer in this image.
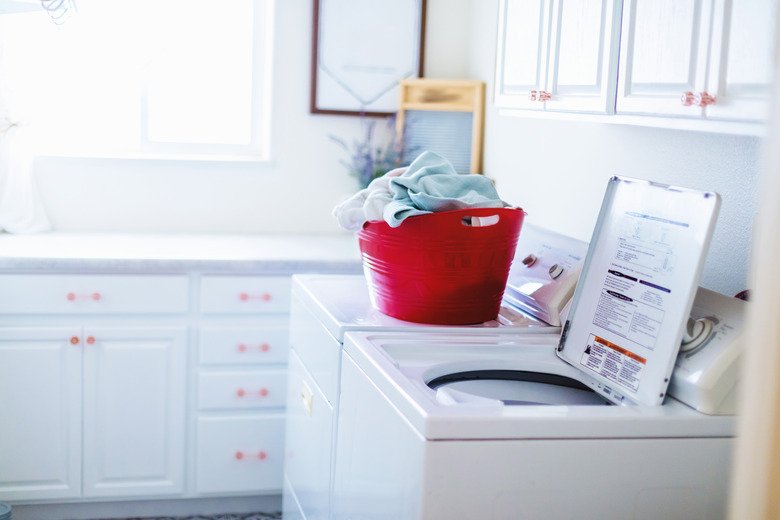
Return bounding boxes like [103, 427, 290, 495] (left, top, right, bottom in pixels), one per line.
[0, 0, 274, 161]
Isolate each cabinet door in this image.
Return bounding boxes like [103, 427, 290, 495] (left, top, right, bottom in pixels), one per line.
[546, 0, 622, 113]
[705, 0, 775, 121]
[617, 0, 712, 117]
[494, 0, 551, 110]
[81, 326, 186, 498]
[0, 327, 81, 501]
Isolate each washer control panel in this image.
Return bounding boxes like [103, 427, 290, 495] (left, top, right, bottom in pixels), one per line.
[668, 287, 746, 415]
[502, 224, 589, 327]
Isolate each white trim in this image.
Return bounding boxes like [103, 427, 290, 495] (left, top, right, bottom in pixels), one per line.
[497, 108, 767, 136]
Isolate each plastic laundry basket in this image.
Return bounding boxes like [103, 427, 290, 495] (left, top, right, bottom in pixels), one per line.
[357, 207, 526, 325]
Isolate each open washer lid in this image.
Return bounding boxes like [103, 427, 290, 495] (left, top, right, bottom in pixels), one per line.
[556, 177, 721, 406]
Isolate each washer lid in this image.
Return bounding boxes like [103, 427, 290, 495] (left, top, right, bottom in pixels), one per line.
[557, 177, 721, 406]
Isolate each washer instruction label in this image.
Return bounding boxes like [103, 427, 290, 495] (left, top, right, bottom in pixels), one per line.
[580, 334, 647, 392]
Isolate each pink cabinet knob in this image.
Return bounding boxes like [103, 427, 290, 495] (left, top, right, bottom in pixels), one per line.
[237, 342, 271, 353]
[70, 336, 80, 345]
[239, 292, 273, 302]
[86, 336, 96, 345]
[236, 388, 269, 398]
[235, 450, 268, 461]
[67, 292, 102, 302]
[694, 92, 715, 107]
[681, 91, 695, 106]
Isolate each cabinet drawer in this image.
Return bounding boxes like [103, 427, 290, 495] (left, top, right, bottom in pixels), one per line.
[200, 276, 291, 314]
[196, 414, 284, 494]
[0, 274, 189, 315]
[198, 370, 287, 410]
[199, 326, 289, 366]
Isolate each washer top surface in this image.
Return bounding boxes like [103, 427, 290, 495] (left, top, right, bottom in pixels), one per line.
[342, 331, 735, 441]
[292, 274, 554, 342]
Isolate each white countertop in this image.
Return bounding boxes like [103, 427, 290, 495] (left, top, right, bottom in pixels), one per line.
[0, 232, 363, 273]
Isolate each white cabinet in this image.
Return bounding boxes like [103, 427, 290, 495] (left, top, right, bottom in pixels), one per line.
[0, 328, 81, 502]
[496, 0, 775, 129]
[82, 326, 186, 498]
[494, 0, 622, 114]
[705, 0, 775, 122]
[615, 0, 774, 123]
[195, 275, 291, 496]
[0, 324, 186, 502]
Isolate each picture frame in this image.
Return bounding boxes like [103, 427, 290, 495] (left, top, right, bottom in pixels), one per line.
[310, 0, 427, 117]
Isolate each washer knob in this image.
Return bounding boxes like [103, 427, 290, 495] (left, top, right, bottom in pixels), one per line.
[549, 264, 564, 279]
[680, 317, 715, 352]
[522, 254, 538, 267]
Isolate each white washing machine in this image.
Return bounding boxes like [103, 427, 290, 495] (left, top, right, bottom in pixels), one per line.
[282, 224, 589, 520]
[331, 178, 741, 519]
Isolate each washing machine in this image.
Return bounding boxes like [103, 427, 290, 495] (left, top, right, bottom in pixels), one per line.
[331, 178, 739, 519]
[282, 224, 590, 520]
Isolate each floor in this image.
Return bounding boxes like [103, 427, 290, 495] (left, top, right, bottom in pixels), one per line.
[92, 514, 281, 520]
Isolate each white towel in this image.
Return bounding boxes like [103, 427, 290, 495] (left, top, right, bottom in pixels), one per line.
[333, 166, 407, 231]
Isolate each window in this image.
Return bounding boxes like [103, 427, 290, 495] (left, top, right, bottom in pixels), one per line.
[0, 0, 273, 160]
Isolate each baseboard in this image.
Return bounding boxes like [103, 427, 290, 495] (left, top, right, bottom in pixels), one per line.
[8, 495, 282, 520]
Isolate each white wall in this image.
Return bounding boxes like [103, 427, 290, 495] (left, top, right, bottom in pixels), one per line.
[29, 0, 760, 295]
[465, 1, 761, 297]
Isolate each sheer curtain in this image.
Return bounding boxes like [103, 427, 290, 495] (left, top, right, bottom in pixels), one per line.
[0, 20, 52, 234]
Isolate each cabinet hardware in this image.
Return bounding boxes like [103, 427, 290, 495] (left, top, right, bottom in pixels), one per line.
[694, 92, 716, 107]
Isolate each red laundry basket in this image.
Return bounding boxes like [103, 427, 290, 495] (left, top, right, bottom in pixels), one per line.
[357, 207, 526, 325]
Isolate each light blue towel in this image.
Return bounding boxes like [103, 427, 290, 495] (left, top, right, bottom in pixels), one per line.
[383, 151, 505, 227]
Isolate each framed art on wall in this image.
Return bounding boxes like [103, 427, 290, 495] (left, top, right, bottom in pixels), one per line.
[310, 0, 427, 116]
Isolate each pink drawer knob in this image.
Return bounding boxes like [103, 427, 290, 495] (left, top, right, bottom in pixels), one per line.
[70, 336, 80, 345]
[67, 292, 102, 302]
[235, 450, 267, 461]
[236, 388, 269, 398]
[237, 343, 271, 353]
[86, 336, 96, 345]
[239, 293, 273, 302]
[694, 92, 715, 107]
[681, 91, 695, 106]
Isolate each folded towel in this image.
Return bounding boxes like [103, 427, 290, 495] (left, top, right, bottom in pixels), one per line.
[333, 150, 508, 231]
[383, 151, 505, 227]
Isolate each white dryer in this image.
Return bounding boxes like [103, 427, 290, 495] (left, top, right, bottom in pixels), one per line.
[331, 178, 739, 519]
[282, 224, 589, 520]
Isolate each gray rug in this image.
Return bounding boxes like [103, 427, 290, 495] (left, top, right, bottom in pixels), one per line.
[91, 514, 281, 520]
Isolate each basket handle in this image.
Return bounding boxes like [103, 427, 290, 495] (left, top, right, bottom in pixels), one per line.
[461, 214, 500, 227]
